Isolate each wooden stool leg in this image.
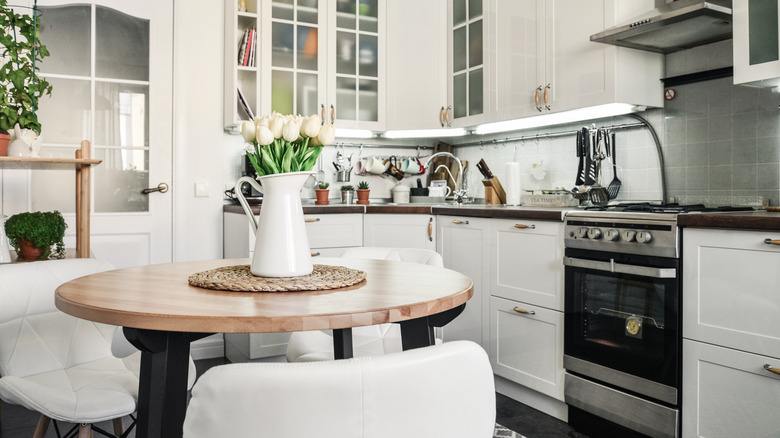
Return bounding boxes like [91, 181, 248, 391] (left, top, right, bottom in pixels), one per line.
[77, 423, 93, 438]
[113, 417, 125, 435]
[32, 415, 51, 438]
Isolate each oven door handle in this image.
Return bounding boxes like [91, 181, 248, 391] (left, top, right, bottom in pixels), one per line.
[564, 257, 677, 279]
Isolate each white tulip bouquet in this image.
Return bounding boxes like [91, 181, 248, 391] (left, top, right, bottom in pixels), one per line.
[241, 112, 336, 176]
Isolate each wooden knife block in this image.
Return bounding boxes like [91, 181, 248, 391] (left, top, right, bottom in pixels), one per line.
[482, 177, 506, 204]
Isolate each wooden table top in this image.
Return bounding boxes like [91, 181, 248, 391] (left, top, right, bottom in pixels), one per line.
[55, 258, 474, 333]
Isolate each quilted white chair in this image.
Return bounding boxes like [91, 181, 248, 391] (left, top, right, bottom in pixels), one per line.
[184, 340, 496, 438]
[0, 259, 139, 438]
[286, 247, 444, 362]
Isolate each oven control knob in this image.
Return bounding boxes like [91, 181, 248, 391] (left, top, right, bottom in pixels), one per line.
[636, 231, 653, 243]
[605, 229, 620, 241]
[576, 227, 589, 238]
[622, 230, 637, 242]
[587, 228, 602, 240]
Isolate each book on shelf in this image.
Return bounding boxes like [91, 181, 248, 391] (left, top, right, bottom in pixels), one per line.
[237, 87, 254, 121]
[237, 27, 257, 67]
[237, 29, 249, 65]
[248, 28, 256, 67]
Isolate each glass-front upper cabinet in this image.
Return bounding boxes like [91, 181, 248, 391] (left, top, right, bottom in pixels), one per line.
[734, 0, 780, 87]
[448, 0, 487, 127]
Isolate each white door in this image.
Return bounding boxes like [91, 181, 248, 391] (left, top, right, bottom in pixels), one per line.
[31, 0, 173, 267]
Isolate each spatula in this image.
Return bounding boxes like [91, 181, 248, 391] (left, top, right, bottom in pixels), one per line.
[607, 132, 622, 199]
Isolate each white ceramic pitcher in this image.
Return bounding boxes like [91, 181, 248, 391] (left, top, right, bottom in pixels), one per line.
[234, 171, 314, 277]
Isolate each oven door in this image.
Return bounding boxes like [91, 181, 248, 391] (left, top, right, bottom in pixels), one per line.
[564, 248, 680, 404]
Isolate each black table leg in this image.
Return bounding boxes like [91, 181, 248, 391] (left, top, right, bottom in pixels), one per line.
[333, 328, 353, 359]
[400, 303, 466, 350]
[124, 328, 211, 438]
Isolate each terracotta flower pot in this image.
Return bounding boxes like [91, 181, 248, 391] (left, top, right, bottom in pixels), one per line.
[356, 189, 370, 205]
[16, 238, 45, 262]
[315, 189, 330, 205]
[0, 132, 9, 156]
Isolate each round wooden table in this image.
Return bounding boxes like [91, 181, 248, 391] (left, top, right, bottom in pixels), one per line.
[55, 257, 474, 438]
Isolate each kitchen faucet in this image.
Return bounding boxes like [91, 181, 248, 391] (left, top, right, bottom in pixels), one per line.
[423, 152, 468, 205]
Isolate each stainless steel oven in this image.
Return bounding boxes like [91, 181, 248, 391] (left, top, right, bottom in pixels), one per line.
[563, 211, 682, 438]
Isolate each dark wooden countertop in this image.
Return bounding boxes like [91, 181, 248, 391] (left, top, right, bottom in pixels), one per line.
[678, 211, 780, 231]
[223, 203, 365, 215]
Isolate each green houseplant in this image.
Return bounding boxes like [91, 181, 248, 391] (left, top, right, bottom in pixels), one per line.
[0, 0, 53, 136]
[314, 180, 329, 205]
[356, 181, 370, 204]
[340, 184, 354, 204]
[5, 211, 67, 261]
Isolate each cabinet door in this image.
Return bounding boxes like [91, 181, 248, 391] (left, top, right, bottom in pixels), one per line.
[734, 0, 780, 86]
[490, 295, 564, 401]
[363, 214, 436, 250]
[683, 339, 780, 438]
[304, 213, 363, 248]
[386, 0, 448, 130]
[447, 0, 489, 127]
[437, 216, 490, 348]
[683, 228, 780, 358]
[490, 218, 564, 310]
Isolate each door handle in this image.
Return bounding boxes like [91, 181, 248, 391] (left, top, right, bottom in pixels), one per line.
[514, 224, 535, 229]
[452, 220, 469, 225]
[305, 218, 321, 223]
[428, 217, 433, 241]
[440, 106, 445, 127]
[330, 104, 336, 124]
[142, 182, 169, 194]
[544, 83, 551, 110]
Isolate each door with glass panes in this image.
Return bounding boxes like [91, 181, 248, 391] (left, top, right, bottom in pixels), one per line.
[31, 0, 173, 267]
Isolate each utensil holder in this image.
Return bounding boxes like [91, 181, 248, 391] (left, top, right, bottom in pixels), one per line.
[482, 177, 507, 204]
[336, 169, 351, 182]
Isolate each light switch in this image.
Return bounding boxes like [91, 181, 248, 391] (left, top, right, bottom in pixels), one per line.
[195, 182, 209, 197]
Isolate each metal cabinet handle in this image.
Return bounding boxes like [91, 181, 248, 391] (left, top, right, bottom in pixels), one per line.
[452, 220, 469, 225]
[330, 104, 336, 124]
[535, 86, 543, 112]
[445, 106, 452, 127]
[321, 104, 326, 125]
[544, 83, 551, 110]
[305, 218, 320, 223]
[764, 239, 780, 246]
[764, 364, 780, 375]
[440, 106, 445, 127]
[428, 217, 433, 241]
[311, 252, 321, 257]
[514, 224, 535, 229]
[513, 307, 536, 315]
[142, 182, 169, 194]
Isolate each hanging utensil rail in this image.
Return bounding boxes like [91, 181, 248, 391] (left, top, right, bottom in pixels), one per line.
[334, 142, 432, 150]
[451, 122, 645, 148]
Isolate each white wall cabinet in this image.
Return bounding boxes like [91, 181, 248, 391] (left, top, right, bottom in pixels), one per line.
[446, 0, 490, 127]
[363, 214, 436, 250]
[734, 0, 780, 87]
[437, 216, 490, 348]
[682, 228, 780, 437]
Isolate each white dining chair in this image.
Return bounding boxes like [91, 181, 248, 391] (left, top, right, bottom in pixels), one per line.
[183, 340, 496, 438]
[285, 247, 444, 362]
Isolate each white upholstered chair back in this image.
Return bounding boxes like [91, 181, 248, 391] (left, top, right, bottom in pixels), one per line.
[340, 246, 444, 267]
[184, 341, 496, 438]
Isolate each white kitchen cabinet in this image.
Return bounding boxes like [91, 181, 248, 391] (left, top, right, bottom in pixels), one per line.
[363, 214, 436, 250]
[437, 216, 490, 348]
[490, 0, 663, 122]
[682, 339, 780, 438]
[447, 0, 490, 127]
[489, 295, 565, 401]
[489, 218, 564, 311]
[734, 0, 780, 87]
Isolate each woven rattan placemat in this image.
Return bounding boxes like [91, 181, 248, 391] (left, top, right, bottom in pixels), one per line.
[188, 264, 366, 292]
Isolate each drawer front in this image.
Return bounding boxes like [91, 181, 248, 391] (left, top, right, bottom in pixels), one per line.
[304, 214, 363, 249]
[490, 219, 564, 310]
[489, 295, 564, 401]
[683, 339, 780, 438]
[363, 214, 436, 250]
[310, 247, 355, 258]
[683, 228, 780, 357]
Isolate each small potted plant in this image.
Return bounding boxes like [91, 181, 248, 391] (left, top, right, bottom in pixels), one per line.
[5, 211, 67, 261]
[356, 181, 370, 204]
[0, 127, 9, 156]
[315, 181, 330, 205]
[340, 184, 355, 204]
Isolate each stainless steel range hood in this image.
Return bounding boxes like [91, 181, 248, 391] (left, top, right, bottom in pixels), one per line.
[590, 0, 732, 54]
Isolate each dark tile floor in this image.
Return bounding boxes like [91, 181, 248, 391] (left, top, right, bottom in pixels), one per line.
[0, 357, 589, 438]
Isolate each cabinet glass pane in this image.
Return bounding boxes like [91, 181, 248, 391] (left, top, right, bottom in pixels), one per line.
[468, 0, 482, 19]
[749, 0, 779, 65]
[358, 79, 378, 122]
[297, 72, 318, 117]
[272, 0, 294, 20]
[297, 25, 319, 71]
[271, 70, 294, 115]
[453, 0, 466, 27]
[337, 31, 357, 75]
[359, 0, 378, 33]
[93, 148, 149, 213]
[337, 0, 357, 30]
[336, 77, 357, 121]
[94, 82, 149, 147]
[272, 22, 295, 68]
[453, 26, 467, 72]
[359, 34, 378, 77]
[36, 78, 90, 145]
[38, 6, 90, 76]
[454, 73, 466, 118]
[469, 68, 483, 116]
[95, 7, 149, 81]
[297, 0, 319, 24]
[31, 148, 75, 213]
[469, 20, 483, 68]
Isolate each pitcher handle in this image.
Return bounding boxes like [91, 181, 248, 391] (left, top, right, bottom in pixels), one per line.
[234, 176, 264, 235]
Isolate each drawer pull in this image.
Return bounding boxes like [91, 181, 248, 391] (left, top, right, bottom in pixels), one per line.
[764, 239, 780, 246]
[513, 307, 536, 315]
[311, 252, 321, 257]
[428, 218, 433, 241]
[452, 220, 469, 225]
[305, 218, 321, 223]
[514, 224, 536, 229]
[764, 364, 780, 375]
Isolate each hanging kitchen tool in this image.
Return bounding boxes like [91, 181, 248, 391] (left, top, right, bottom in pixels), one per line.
[571, 129, 590, 200]
[588, 129, 610, 206]
[607, 131, 622, 199]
